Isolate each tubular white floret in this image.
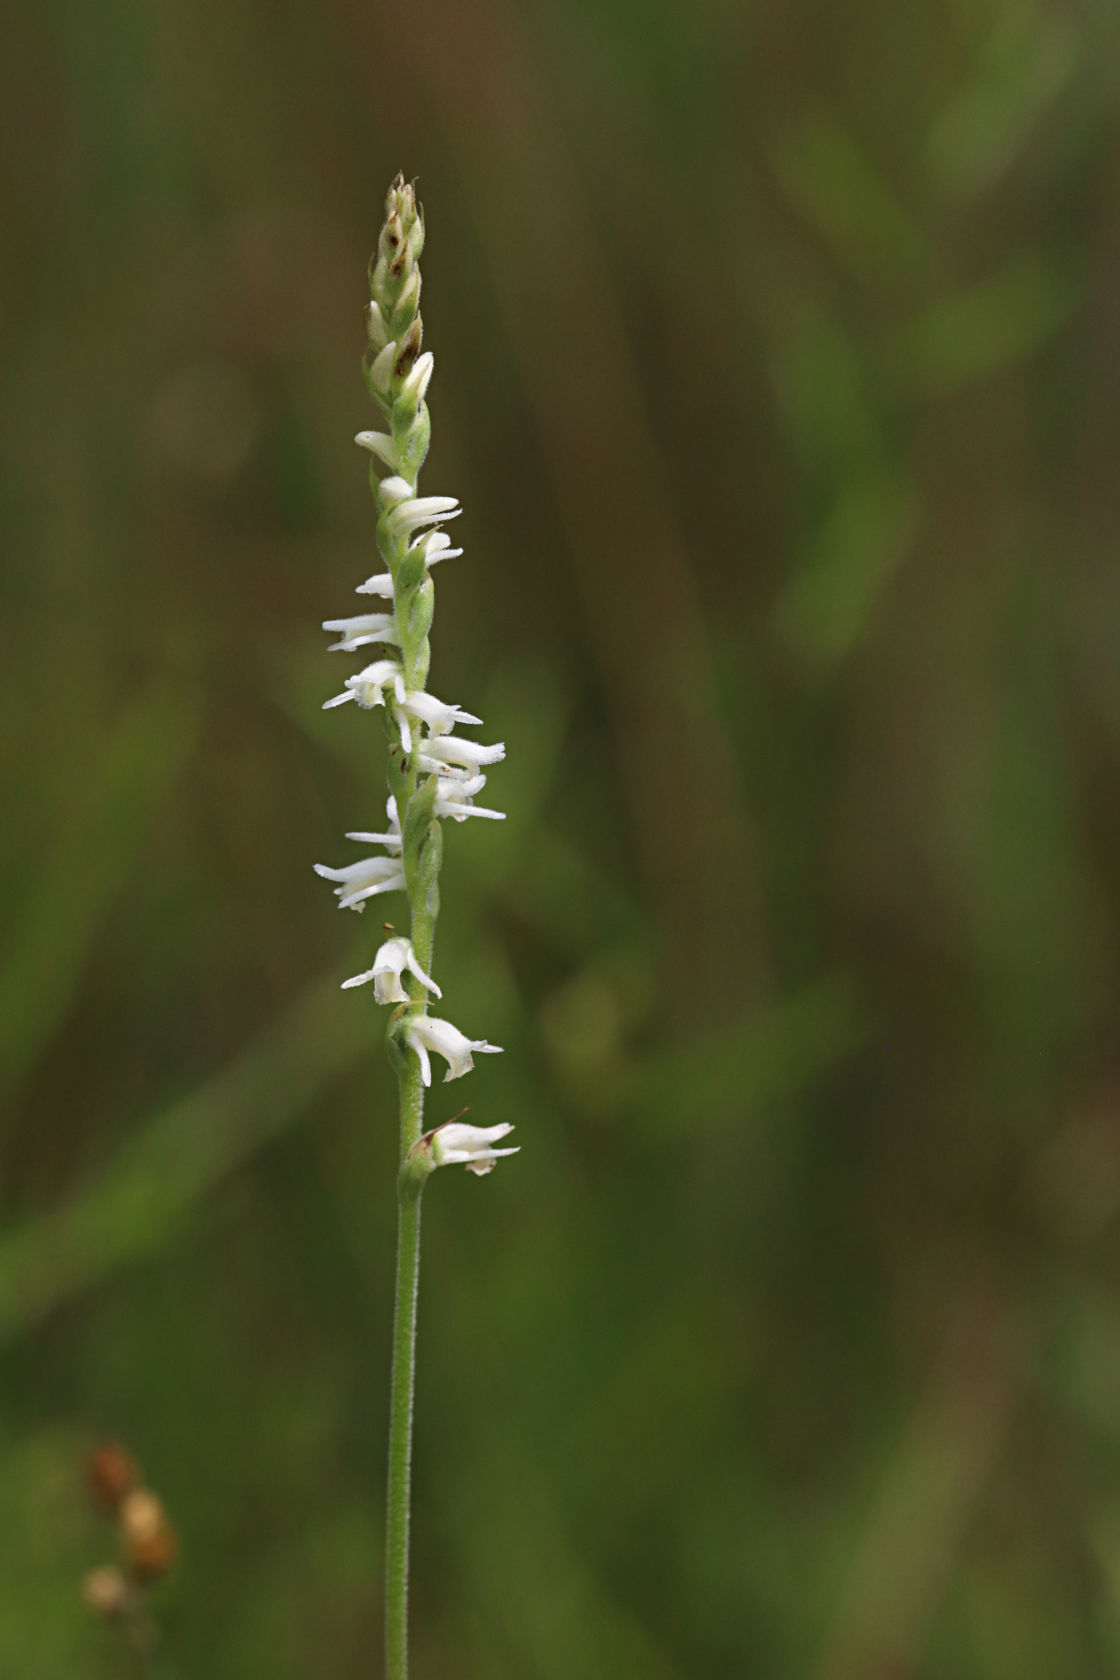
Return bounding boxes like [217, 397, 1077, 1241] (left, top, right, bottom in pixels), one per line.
[433, 774, 506, 822]
[394, 689, 483, 752]
[400, 352, 434, 406]
[405, 1016, 503, 1086]
[386, 495, 460, 542]
[342, 936, 441, 1003]
[415, 735, 506, 778]
[431, 1121, 518, 1176]
[313, 855, 406, 911]
[323, 613, 400, 654]
[323, 659, 406, 711]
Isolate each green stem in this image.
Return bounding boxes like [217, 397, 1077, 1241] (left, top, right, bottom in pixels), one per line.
[384, 898, 436, 1680]
[384, 1168, 422, 1680]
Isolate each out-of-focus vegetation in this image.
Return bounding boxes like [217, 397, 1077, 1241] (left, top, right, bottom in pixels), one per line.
[4, 0, 1120, 1674]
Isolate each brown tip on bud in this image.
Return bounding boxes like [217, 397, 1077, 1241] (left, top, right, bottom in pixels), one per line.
[394, 318, 423, 379]
[86, 1443, 140, 1511]
[120, 1489, 179, 1581]
[81, 1565, 131, 1617]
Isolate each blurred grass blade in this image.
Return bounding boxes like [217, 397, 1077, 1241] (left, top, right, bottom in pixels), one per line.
[0, 688, 198, 1096]
[631, 973, 869, 1134]
[771, 474, 916, 671]
[774, 116, 924, 282]
[895, 254, 1077, 392]
[0, 972, 370, 1348]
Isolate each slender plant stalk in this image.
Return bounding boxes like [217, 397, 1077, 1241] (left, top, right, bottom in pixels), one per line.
[385, 903, 433, 1679]
[313, 177, 518, 1679]
[385, 1180, 421, 1679]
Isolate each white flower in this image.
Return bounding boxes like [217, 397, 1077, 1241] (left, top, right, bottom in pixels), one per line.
[405, 1015, 502, 1085]
[313, 854, 406, 911]
[323, 659, 406, 711]
[386, 494, 461, 542]
[342, 936, 441, 1003]
[400, 351, 434, 406]
[354, 430, 401, 472]
[415, 734, 506, 777]
[322, 613, 400, 654]
[433, 774, 505, 822]
[394, 689, 482, 751]
[431, 1121, 518, 1177]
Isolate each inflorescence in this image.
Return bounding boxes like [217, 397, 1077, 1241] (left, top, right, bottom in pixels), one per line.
[314, 175, 516, 1178]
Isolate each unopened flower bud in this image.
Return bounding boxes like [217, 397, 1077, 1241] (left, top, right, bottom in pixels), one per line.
[367, 300, 389, 351]
[120, 1488, 178, 1581]
[369, 339, 398, 395]
[81, 1565, 131, 1617]
[86, 1442, 140, 1511]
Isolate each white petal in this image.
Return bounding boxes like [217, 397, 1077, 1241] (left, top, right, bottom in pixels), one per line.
[401, 351, 434, 405]
[323, 614, 399, 653]
[378, 475, 415, 507]
[417, 532, 463, 566]
[354, 431, 400, 472]
[356, 572, 395, 597]
[373, 970, 410, 1004]
[387, 496, 460, 540]
[425, 735, 506, 769]
[403, 947, 441, 998]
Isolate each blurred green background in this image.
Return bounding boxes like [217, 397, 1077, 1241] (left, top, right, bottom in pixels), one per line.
[4, 0, 1120, 1674]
